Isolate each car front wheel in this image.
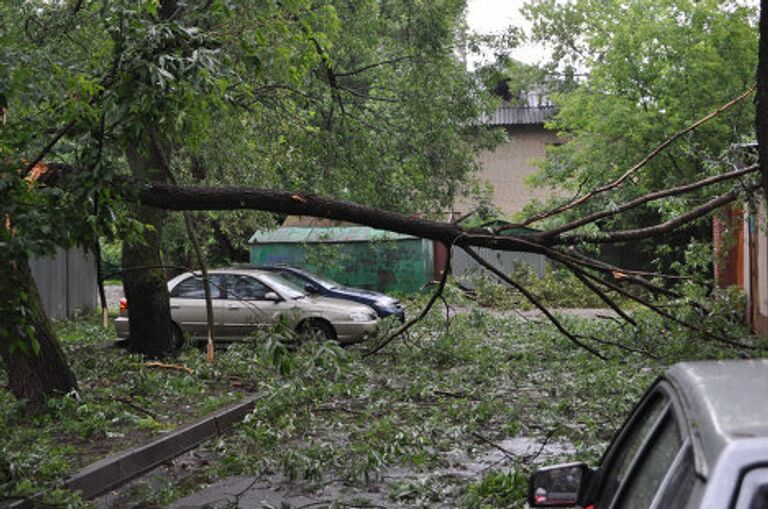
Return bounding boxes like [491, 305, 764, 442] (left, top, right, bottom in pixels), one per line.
[297, 319, 336, 342]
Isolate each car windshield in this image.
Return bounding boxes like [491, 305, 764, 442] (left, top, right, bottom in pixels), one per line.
[259, 273, 306, 299]
[293, 269, 340, 290]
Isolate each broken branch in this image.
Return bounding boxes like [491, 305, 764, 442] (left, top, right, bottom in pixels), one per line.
[518, 85, 756, 227]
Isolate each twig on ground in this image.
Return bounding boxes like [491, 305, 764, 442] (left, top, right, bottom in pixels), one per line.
[471, 431, 516, 461]
[522, 427, 559, 464]
[114, 396, 158, 419]
[142, 361, 193, 374]
[433, 390, 468, 399]
[581, 334, 659, 359]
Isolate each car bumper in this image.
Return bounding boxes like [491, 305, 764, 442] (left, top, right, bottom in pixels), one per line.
[377, 307, 406, 322]
[333, 320, 379, 344]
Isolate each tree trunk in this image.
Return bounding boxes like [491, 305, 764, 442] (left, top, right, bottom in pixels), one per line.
[0, 255, 78, 408]
[758, 0, 768, 196]
[122, 136, 176, 356]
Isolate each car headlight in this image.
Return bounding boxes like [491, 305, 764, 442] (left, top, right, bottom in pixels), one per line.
[349, 311, 376, 322]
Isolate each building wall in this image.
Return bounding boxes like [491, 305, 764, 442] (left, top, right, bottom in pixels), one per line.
[474, 125, 560, 217]
[713, 203, 768, 336]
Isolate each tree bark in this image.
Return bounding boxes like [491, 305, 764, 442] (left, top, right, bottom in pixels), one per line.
[122, 136, 176, 356]
[0, 255, 78, 408]
[758, 0, 768, 196]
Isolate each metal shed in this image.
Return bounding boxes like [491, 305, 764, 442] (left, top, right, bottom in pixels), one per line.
[450, 223, 547, 288]
[249, 226, 434, 293]
[29, 246, 98, 319]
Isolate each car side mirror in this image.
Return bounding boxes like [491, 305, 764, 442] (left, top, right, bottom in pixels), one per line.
[264, 292, 281, 301]
[304, 283, 319, 294]
[528, 462, 589, 507]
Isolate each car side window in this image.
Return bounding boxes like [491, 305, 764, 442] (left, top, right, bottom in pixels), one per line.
[171, 275, 222, 299]
[225, 275, 270, 300]
[596, 391, 668, 507]
[654, 442, 696, 508]
[615, 412, 682, 508]
[735, 468, 768, 509]
[750, 486, 768, 509]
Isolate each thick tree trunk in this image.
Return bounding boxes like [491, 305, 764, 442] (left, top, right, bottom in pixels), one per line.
[0, 256, 78, 408]
[122, 137, 176, 356]
[759, 0, 768, 196]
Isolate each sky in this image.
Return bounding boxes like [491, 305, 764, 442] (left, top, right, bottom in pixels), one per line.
[465, 0, 547, 67]
[465, 0, 761, 68]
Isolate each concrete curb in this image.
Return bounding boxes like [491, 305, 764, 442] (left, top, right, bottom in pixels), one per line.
[65, 393, 259, 499]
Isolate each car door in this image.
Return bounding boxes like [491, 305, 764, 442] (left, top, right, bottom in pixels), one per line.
[590, 383, 690, 508]
[218, 274, 274, 338]
[169, 274, 225, 338]
[220, 274, 305, 338]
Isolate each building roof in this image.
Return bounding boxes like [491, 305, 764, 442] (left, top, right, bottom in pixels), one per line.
[481, 104, 558, 126]
[666, 359, 768, 475]
[249, 226, 416, 244]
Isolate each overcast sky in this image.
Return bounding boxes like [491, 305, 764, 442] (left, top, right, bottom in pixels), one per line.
[465, 0, 760, 68]
[465, 0, 544, 66]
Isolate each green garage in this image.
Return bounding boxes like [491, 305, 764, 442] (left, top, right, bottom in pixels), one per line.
[248, 226, 434, 293]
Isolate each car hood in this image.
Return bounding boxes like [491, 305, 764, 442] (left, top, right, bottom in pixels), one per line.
[331, 287, 399, 306]
[304, 296, 377, 315]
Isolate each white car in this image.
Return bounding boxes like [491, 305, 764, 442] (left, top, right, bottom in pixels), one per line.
[115, 268, 379, 345]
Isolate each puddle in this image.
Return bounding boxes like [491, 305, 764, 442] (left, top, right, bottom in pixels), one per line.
[157, 435, 576, 509]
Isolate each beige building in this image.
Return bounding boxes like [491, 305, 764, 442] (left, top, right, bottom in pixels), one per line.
[469, 102, 560, 218]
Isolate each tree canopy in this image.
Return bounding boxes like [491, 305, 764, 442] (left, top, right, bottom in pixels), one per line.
[519, 0, 758, 231]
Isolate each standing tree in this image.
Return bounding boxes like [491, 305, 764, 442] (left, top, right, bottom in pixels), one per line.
[2, 0, 768, 407]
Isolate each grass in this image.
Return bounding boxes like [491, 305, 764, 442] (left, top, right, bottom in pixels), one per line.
[0, 287, 765, 508]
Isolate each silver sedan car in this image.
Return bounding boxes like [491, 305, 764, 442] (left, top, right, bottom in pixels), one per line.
[115, 268, 379, 345]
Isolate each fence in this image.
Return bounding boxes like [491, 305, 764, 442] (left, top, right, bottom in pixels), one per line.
[451, 247, 546, 289]
[29, 247, 98, 320]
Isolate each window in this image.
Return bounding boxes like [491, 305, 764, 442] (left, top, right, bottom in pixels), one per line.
[224, 275, 270, 300]
[171, 275, 222, 299]
[735, 467, 768, 509]
[750, 486, 768, 509]
[616, 413, 682, 509]
[597, 392, 669, 507]
[654, 443, 696, 508]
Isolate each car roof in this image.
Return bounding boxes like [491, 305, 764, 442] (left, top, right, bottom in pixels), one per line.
[257, 265, 306, 274]
[666, 359, 768, 476]
[172, 268, 272, 281]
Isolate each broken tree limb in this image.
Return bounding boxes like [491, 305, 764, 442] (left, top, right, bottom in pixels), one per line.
[461, 246, 607, 360]
[517, 85, 757, 228]
[542, 164, 759, 238]
[568, 267, 637, 326]
[568, 263, 755, 350]
[556, 182, 761, 245]
[364, 243, 453, 356]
